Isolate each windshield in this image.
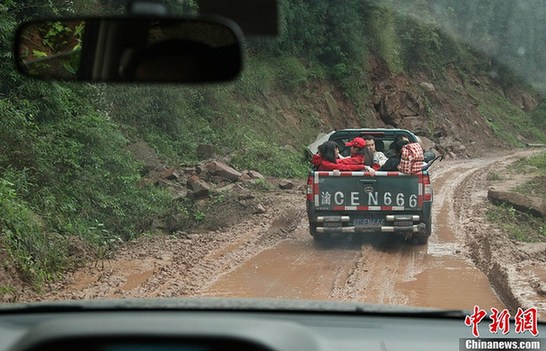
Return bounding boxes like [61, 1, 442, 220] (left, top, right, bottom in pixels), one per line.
[0, 0, 545, 326]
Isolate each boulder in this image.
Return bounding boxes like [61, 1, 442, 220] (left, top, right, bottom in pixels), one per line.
[279, 180, 294, 190]
[188, 176, 211, 198]
[205, 161, 242, 181]
[254, 204, 267, 214]
[127, 141, 162, 172]
[419, 82, 436, 92]
[196, 144, 217, 160]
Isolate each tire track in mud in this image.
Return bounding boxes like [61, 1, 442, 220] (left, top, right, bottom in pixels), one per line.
[26, 193, 305, 301]
[142, 205, 305, 298]
[452, 151, 546, 315]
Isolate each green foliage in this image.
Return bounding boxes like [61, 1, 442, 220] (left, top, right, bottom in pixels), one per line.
[252, 178, 274, 191]
[273, 56, 308, 91]
[487, 152, 546, 242]
[513, 152, 546, 201]
[397, 15, 443, 75]
[514, 152, 546, 170]
[474, 86, 546, 145]
[486, 172, 504, 181]
[230, 136, 307, 178]
[528, 101, 546, 129]
[487, 204, 546, 243]
[366, 5, 403, 74]
[237, 55, 276, 99]
[0, 177, 68, 286]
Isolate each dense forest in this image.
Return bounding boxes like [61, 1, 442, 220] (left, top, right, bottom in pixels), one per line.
[1, 0, 545, 287]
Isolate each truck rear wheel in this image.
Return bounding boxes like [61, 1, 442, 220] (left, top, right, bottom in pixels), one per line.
[413, 232, 428, 245]
[313, 233, 331, 243]
[412, 217, 431, 245]
[310, 222, 331, 243]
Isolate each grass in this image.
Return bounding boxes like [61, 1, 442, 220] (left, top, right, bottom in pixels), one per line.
[486, 172, 504, 181]
[513, 152, 546, 200]
[487, 152, 546, 243]
[473, 87, 546, 146]
[487, 204, 546, 243]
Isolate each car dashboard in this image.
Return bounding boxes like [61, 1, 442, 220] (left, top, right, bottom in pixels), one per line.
[0, 299, 529, 351]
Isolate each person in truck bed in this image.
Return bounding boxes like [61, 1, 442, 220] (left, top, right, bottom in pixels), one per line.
[398, 139, 425, 174]
[312, 141, 366, 171]
[378, 138, 409, 171]
[363, 135, 388, 170]
[345, 137, 375, 171]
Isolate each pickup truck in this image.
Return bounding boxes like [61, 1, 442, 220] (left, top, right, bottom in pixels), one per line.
[306, 129, 434, 244]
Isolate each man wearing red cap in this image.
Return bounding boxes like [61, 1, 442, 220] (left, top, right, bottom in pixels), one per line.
[345, 136, 367, 150]
[344, 137, 375, 172]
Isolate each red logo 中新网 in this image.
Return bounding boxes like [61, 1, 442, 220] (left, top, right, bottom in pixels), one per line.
[464, 306, 539, 337]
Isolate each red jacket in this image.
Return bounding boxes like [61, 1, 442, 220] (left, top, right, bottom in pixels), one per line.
[312, 154, 365, 171]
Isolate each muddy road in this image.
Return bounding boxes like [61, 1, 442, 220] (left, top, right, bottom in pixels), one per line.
[27, 151, 546, 315]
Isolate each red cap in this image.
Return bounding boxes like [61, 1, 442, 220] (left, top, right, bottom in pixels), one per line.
[345, 137, 366, 149]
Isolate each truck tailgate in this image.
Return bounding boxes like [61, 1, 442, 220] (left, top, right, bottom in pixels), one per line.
[312, 171, 423, 211]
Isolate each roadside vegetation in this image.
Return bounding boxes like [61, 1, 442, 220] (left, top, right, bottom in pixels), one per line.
[487, 152, 546, 243]
[1, 0, 546, 288]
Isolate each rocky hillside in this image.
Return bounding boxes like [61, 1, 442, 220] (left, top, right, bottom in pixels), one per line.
[352, 60, 541, 158]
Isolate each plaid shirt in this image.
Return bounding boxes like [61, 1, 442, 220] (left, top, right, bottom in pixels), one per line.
[398, 142, 424, 174]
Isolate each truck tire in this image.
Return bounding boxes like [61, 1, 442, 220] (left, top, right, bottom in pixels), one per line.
[310, 222, 331, 243]
[313, 233, 331, 243]
[413, 232, 428, 245]
[412, 218, 431, 245]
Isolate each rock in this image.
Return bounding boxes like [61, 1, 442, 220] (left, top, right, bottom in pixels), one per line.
[240, 171, 252, 181]
[160, 168, 180, 181]
[205, 161, 242, 181]
[195, 164, 205, 175]
[167, 186, 188, 200]
[2, 294, 14, 303]
[187, 176, 211, 198]
[196, 144, 216, 160]
[166, 214, 186, 232]
[151, 218, 168, 231]
[279, 180, 294, 190]
[214, 184, 236, 193]
[487, 190, 545, 218]
[417, 136, 436, 150]
[127, 141, 162, 172]
[254, 204, 267, 214]
[470, 77, 481, 86]
[238, 188, 255, 200]
[521, 93, 538, 112]
[248, 170, 265, 179]
[419, 82, 436, 92]
[182, 167, 197, 174]
[324, 92, 339, 119]
[534, 281, 546, 296]
[194, 198, 208, 210]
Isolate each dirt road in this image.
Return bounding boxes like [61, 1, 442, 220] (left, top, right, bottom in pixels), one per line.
[27, 151, 546, 316]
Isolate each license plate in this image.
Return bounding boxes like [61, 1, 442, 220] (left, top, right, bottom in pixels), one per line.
[353, 217, 384, 226]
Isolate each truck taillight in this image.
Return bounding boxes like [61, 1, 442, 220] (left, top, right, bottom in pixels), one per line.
[306, 175, 314, 201]
[423, 174, 432, 201]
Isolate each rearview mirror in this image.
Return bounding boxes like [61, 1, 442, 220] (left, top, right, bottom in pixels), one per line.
[15, 16, 243, 83]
